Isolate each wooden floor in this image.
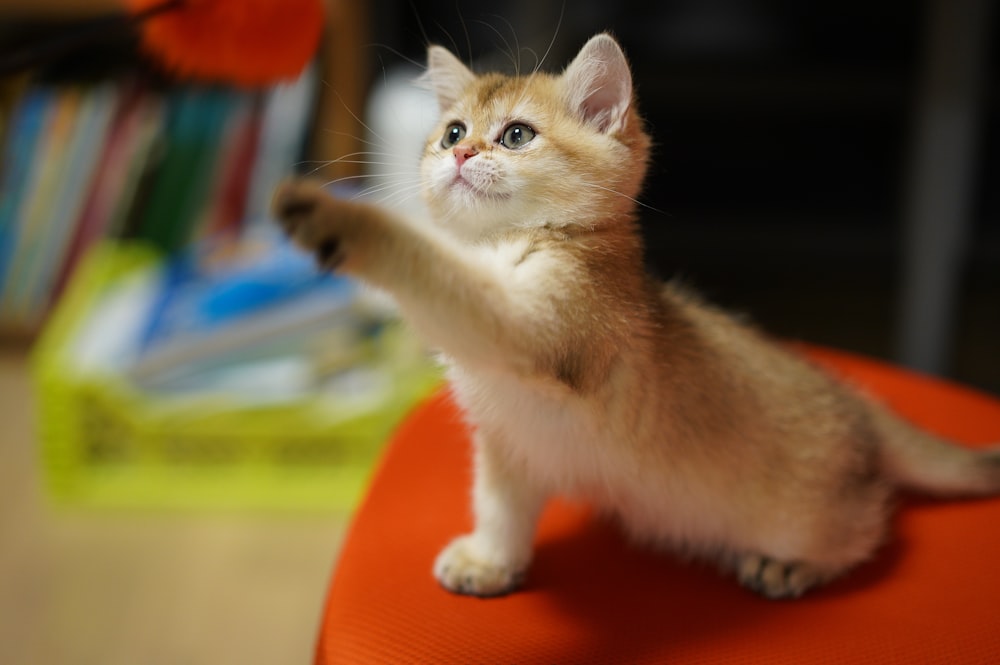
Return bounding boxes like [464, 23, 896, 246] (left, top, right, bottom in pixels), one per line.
[0, 348, 347, 665]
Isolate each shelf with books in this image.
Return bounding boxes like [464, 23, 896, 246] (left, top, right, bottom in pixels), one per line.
[0, 66, 318, 335]
[0, 0, 372, 339]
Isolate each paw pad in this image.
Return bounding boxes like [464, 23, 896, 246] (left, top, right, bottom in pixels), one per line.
[317, 237, 342, 269]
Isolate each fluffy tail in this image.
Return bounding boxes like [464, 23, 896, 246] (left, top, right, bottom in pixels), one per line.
[874, 407, 1000, 497]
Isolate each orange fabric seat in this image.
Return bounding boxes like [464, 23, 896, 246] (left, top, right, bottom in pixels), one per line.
[315, 346, 1000, 664]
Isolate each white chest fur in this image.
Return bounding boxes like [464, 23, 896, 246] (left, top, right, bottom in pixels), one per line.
[446, 362, 745, 556]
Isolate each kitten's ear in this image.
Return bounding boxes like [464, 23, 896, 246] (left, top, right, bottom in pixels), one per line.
[561, 34, 633, 134]
[418, 45, 475, 112]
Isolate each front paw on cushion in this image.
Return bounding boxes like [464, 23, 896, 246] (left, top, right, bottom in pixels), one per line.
[433, 535, 527, 598]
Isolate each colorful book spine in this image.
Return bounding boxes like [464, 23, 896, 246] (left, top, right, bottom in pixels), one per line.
[136, 87, 243, 254]
[0, 87, 80, 324]
[51, 83, 165, 299]
[200, 94, 264, 238]
[0, 88, 56, 302]
[0, 67, 315, 331]
[22, 83, 120, 322]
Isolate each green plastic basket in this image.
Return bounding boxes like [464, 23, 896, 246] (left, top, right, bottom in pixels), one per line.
[31, 242, 441, 512]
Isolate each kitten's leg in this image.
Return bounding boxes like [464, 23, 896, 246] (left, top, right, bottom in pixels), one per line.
[272, 179, 581, 378]
[434, 433, 546, 597]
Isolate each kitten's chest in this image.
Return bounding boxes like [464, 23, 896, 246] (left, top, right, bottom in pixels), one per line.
[448, 363, 739, 549]
[447, 365, 616, 490]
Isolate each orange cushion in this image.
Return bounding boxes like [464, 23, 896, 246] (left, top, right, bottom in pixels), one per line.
[315, 346, 1000, 664]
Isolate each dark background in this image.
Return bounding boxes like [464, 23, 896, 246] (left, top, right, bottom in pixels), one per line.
[1, 0, 995, 394]
[368, 0, 1000, 394]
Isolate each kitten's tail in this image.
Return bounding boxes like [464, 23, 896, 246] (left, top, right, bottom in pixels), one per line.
[874, 407, 1000, 497]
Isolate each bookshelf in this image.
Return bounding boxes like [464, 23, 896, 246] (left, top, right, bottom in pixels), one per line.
[0, 0, 371, 339]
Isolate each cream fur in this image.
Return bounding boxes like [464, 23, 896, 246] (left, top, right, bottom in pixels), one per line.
[273, 33, 1000, 599]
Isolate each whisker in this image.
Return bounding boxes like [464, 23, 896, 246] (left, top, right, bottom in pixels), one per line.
[521, 47, 539, 71]
[321, 130, 392, 151]
[363, 189, 419, 208]
[533, 0, 565, 75]
[355, 175, 423, 196]
[474, 19, 517, 74]
[407, 0, 432, 51]
[376, 184, 427, 208]
[456, 1, 473, 63]
[319, 174, 373, 188]
[358, 180, 422, 200]
[492, 14, 522, 76]
[579, 180, 665, 214]
[320, 159, 412, 168]
[296, 151, 398, 168]
[319, 172, 420, 189]
[366, 42, 424, 70]
[330, 88, 389, 149]
[433, 19, 462, 63]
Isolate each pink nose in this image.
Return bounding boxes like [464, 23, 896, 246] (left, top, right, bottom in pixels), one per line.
[453, 145, 478, 168]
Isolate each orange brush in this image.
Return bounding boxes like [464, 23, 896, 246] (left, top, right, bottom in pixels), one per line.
[124, 0, 325, 86]
[0, 0, 325, 86]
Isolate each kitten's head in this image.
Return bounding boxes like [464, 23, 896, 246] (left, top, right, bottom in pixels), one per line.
[418, 33, 650, 240]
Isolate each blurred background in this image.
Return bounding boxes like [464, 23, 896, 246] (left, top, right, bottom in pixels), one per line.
[0, 0, 997, 663]
[368, 0, 1000, 393]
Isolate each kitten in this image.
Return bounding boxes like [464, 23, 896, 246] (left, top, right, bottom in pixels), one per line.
[272, 33, 1000, 599]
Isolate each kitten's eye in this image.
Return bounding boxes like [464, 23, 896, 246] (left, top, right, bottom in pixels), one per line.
[500, 123, 536, 149]
[441, 123, 466, 149]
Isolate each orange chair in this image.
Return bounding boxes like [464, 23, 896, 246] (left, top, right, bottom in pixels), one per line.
[315, 346, 1000, 664]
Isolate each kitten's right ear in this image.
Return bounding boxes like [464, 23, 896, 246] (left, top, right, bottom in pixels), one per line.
[418, 46, 475, 112]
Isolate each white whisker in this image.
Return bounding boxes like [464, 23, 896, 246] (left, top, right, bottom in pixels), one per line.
[320, 130, 391, 151]
[357, 178, 423, 200]
[377, 185, 427, 208]
[329, 88, 389, 149]
[296, 151, 398, 169]
[579, 180, 664, 214]
[367, 42, 425, 69]
[475, 19, 517, 74]
[533, 1, 565, 75]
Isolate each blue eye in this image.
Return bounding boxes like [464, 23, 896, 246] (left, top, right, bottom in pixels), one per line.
[441, 123, 466, 148]
[500, 123, 535, 149]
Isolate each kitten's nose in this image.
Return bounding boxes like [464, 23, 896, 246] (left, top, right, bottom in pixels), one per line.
[453, 144, 479, 168]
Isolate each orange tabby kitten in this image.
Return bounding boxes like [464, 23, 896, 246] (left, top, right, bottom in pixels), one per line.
[272, 34, 1000, 599]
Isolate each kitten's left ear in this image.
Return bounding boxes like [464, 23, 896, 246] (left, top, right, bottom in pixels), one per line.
[418, 45, 476, 112]
[561, 33, 633, 134]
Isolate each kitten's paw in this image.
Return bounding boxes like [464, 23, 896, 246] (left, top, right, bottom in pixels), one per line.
[271, 179, 348, 271]
[736, 553, 830, 599]
[433, 535, 526, 598]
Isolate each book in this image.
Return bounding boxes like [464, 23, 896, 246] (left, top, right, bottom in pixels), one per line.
[0, 71, 317, 331]
[51, 82, 164, 299]
[199, 93, 263, 238]
[0, 86, 80, 324]
[244, 65, 318, 227]
[0, 87, 56, 301]
[136, 87, 242, 254]
[22, 82, 120, 322]
[125, 232, 359, 388]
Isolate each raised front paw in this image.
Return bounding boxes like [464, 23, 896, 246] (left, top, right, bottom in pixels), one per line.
[271, 179, 349, 271]
[433, 535, 527, 598]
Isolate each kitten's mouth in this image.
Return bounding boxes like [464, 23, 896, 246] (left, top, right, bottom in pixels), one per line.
[450, 175, 509, 201]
